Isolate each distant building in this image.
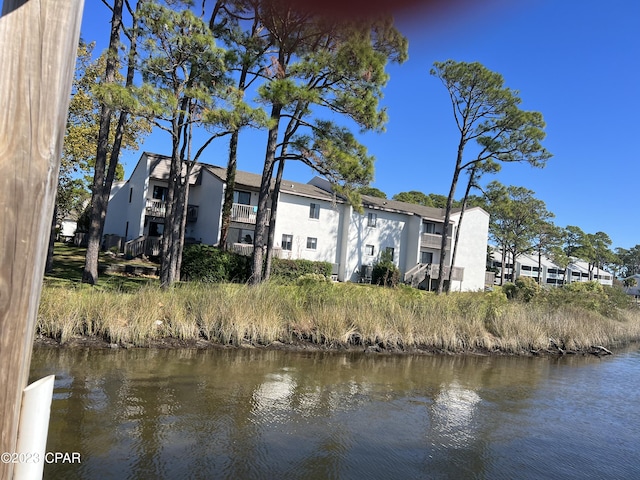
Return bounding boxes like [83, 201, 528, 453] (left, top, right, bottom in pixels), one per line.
[489, 249, 614, 287]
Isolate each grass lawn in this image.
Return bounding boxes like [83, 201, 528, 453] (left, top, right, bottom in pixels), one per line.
[44, 243, 160, 291]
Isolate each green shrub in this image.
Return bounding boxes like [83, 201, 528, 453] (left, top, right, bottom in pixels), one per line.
[271, 258, 332, 283]
[540, 281, 630, 317]
[502, 277, 541, 302]
[502, 282, 517, 300]
[371, 249, 400, 287]
[180, 245, 250, 283]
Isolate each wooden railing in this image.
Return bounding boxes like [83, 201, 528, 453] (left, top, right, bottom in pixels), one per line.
[404, 263, 465, 286]
[403, 263, 430, 287]
[231, 203, 257, 223]
[146, 198, 166, 217]
[230, 203, 270, 224]
[124, 236, 162, 258]
[429, 264, 464, 282]
[421, 233, 450, 250]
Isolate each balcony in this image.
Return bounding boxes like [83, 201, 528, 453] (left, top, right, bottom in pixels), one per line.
[146, 200, 197, 223]
[231, 203, 269, 225]
[421, 232, 451, 250]
[146, 198, 166, 217]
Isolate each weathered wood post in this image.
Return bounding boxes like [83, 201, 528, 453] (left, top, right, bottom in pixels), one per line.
[0, 1, 84, 478]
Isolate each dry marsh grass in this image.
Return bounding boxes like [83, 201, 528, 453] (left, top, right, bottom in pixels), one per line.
[37, 282, 640, 354]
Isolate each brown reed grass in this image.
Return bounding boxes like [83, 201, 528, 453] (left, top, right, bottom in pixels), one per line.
[37, 282, 640, 354]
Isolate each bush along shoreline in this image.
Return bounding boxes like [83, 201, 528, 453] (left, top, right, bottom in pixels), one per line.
[37, 268, 640, 356]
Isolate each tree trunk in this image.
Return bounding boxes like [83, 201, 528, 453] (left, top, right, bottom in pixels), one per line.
[250, 104, 282, 285]
[82, 0, 124, 285]
[436, 144, 464, 294]
[445, 165, 477, 292]
[160, 149, 179, 287]
[219, 129, 239, 250]
[264, 158, 286, 280]
[45, 204, 58, 274]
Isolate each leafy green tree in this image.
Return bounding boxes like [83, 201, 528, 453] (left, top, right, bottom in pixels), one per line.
[210, 0, 272, 249]
[128, 0, 263, 287]
[358, 186, 387, 198]
[616, 245, 640, 277]
[530, 219, 561, 283]
[582, 231, 616, 279]
[430, 60, 551, 293]
[81, 0, 151, 285]
[486, 182, 552, 284]
[246, 5, 408, 284]
[392, 190, 433, 206]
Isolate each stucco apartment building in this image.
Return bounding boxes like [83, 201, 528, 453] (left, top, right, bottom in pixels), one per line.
[489, 249, 614, 287]
[104, 153, 490, 291]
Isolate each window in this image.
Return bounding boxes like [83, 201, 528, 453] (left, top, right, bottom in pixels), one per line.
[422, 221, 436, 234]
[306, 237, 317, 250]
[309, 203, 320, 219]
[420, 251, 433, 264]
[281, 234, 293, 251]
[521, 265, 532, 271]
[233, 190, 251, 205]
[129, 188, 133, 203]
[239, 229, 253, 244]
[384, 247, 395, 261]
[365, 244, 375, 256]
[186, 205, 198, 223]
[149, 221, 164, 237]
[367, 212, 377, 227]
[152, 186, 168, 201]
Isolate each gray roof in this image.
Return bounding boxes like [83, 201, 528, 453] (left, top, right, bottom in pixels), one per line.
[143, 152, 466, 221]
[360, 194, 458, 222]
[202, 164, 339, 203]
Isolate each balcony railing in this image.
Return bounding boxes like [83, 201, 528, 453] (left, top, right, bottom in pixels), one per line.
[403, 263, 465, 286]
[421, 232, 450, 250]
[230, 203, 269, 224]
[146, 198, 166, 217]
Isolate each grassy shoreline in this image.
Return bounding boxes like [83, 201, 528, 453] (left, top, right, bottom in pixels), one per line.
[37, 279, 640, 356]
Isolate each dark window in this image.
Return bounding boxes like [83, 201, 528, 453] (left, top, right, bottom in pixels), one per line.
[234, 190, 251, 205]
[152, 186, 168, 201]
[149, 221, 164, 237]
[186, 205, 198, 223]
[422, 221, 436, 234]
[129, 188, 133, 203]
[306, 237, 317, 249]
[385, 247, 395, 261]
[281, 234, 293, 251]
[365, 244, 374, 256]
[421, 251, 433, 264]
[367, 212, 377, 227]
[309, 203, 320, 219]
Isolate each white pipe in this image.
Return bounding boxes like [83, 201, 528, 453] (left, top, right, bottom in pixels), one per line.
[14, 375, 55, 480]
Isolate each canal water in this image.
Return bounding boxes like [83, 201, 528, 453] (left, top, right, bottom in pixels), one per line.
[29, 346, 640, 479]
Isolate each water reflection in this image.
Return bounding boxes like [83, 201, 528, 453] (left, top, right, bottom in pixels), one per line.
[29, 347, 640, 479]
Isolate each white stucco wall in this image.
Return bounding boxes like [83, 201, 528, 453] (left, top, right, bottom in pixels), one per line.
[450, 207, 489, 291]
[273, 193, 342, 265]
[186, 170, 225, 245]
[344, 207, 409, 282]
[103, 181, 128, 237]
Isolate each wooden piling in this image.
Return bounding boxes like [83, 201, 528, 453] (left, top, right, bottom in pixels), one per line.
[0, 1, 84, 478]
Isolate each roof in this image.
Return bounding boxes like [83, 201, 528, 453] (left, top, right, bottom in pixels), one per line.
[202, 164, 339, 203]
[141, 152, 337, 203]
[141, 151, 477, 222]
[360, 194, 462, 222]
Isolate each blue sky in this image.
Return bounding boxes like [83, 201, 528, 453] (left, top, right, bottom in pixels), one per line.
[80, 0, 640, 250]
